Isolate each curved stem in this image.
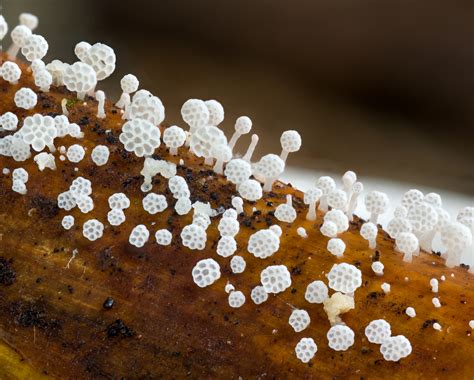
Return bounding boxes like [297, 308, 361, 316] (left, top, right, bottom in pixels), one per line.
[279, 149, 289, 163]
[242, 134, 259, 162]
[228, 131, 241, 150]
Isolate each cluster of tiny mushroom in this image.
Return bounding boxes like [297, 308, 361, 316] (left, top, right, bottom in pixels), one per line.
[0, 12, 473, 366]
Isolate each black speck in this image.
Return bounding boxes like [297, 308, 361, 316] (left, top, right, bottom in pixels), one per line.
[103, 297, 115, 310]
[0, 257, 16, 286]
[106, 319, 134, 338]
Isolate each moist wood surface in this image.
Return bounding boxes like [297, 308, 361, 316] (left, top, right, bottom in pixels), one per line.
[0, 56, 473, 379]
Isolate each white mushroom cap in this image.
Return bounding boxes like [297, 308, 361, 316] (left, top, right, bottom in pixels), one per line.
[238, 179, 263, 201]
[155, 229, 172, 246]
[304, 187, 322, 205]
[395, 232, 419, 263]
[1, 112, 19, 131]
[295, 337, 318, 363]
[211, 144, 232, 173]
[360, 222, 378, 244]
[14, 87, 37, 110]
[69, 177, 92, 198]
[327, 263, 362, 294]
[163, 125, 186, 152]
[235, 116, 252, 134]
[91, 145, 110, 166]
[406, 307, 416, 318]
[407, 202, 438, 234]
[11, 25, 32, 47]
[175, 197, 192, 215]
[342, 170, 357, 191]
[75, 195, 94, 213]
[82, 219, 104, 241]
[327, 238, 346, 258]
[108, 193, 130, 210]
[1, 61, 22, 84]
[260, 265, 292, 294]
[129, 224, 150, 248]
[119, 118, 161, 157]
[142, 193, 168, 214]
[33, 69, 52, 92]
[401, 189, 424, 209]
[289, 309, 311, 332]
[386, 217, 412, 239]
[34, 152, 55, 171]
[327, 325, 355, 351]
[66, 144, 85, 163]
[57, 191, 77, 211]
[440, 222, 472, 267]
[317, 176, 336, 195]
[320, 221, 338, 238]
[364, 191, 390, 224]
[180, 224, 207, 250]
[365, 319, 391, 344]
[230, 255, 246, 274]
[192, 258, 221, 288]
[274, 195, 297, 223]
[21, 34, 48, 62]
[279, 130, 302, 161]
[371, 261, 384, 276]
[254, 154, 285, 191]
[223, 208, 238, 219]
[250, 285, 269, 305]
[74, 41, 92, 62]
[192, 213, 211, 230]
[12, 167, 28, 183]
[218, 216, 240, 237]
[120, 74, 139, 93]
[168, 176, 190, 199]
[380, 335, 412, 361]
[12, 179, 27, 194]
[0, 15, 8, 40]
[424, 192, 442, 208]
[86, 42, 116, 80]
[248, 228, 280, 259]
[228, 290, 246, 308]
[21, 114, 57, 152]
[205, 99, 224, 126]
[305, 280, 329, 304]
[19, 13, 39, 30]
[190, 125, 227, 160]
[61, 215, 75, 230]
[181, 99, 209, 131]
[324, 209, 349, 233]
[10, 138, 31, 162]
[46, 60, 68, 86]
[327, 189, 348, 210]
[224, 159, 252, 185]
[393, 205, 408, 218]
[216, 236, 237, 257]
[107, 208, 126, 226]
[63, 62, 97, 99]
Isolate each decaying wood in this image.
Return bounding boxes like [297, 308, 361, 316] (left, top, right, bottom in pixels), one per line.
[0, 56, 473, 379]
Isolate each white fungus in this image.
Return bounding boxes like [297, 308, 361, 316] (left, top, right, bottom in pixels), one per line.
[168, 176, 190, 199]
[275, 194, 297, 223]
[254, 154, 285, 191]
[155, 229, 172, 246]
[192, 258, 221, 288]
[33, 152, 55, 171]
[82, 219, 104, 241]
[181, 99, 209, 133]
[380, 335, 412, 361]
[175, 197, 192, 215]
[142, 193, 168, 214]
[85, 42, 116, 80]
[75, 195, 94, 214]
[129, 224, 150, 248]
[365, 319, 391, 344]
[342, 170, 357, 197]
[63, 62, 97, 100]
[395, 232, 419, 263]
[304, 187, 322, 221]
[247, 228, 280, 259]
[440, 222, 472, 268]
[279, 130, 301, 164]
[324, 209, 349, 234]
[46, 60, 68, 86]
[1, 61, 22, 84]
[371, 261, 384, 276]
[228, 116, 252, 150]
[430, 278, 439, 293]
[126, 90, 165, 126]
[433, 322, 442, 331]
[289, 309, 311, 332]
[381, 282, 391, 294]
[116, 74, 139, 109]
[108, 193, 130, 210]
[21, 34, 48, 64]
[432, 297, 441, 308]
[250, 285, 269, 305]
[386, 216, 412, 240]
[407, 202, 438, 235]
[223, 208, 238, 219]
[91, 145, 110, 166]
[19, 13, 38, 31]
[12, 167, 28, 183]
[260, 265, 292, 294]
[327, 263, 362, 294]
[30, 58, 46, 74]
[360, 222, 378, 249]
[66, 144, 86, 163]
[305, 280, 329, 304]
[238, 179, 263, 201]
[33, 69, 52, 92]
[12, 179, 27, 194]
[7, 25, 32, 59]
[230, 255, 246, 274]
[327, 189, 348, 211]
[228, 290, 246, 308]
[14, 87, 37, 110]
[61, 215, 75, 230]
[107, 208, 126, 226]
[297, 227, 308, 238]
[163, 125, 186, 155]
[242, 133, 259, 162]
[225, 159, 252, 186]
[405, 307, 416, 318]
[295, 337, 317, 364]
[216, 236, 237, 257]
[401, 189, 424, 210]
[180, 224, 207, 250]
[327, 325, 355, 351]
[95, 90, 106, 118]
[327, 238, 346, 258]
[365, 191, 390, 225]
[211, 144, 232, 174]
[320, 221, 338, 238]
[0, 15, 8, 41]
[57, 191, 77, 211]
[189, 125, 227, 165]
[0, 112, 19, 131]
[10, 138, 31, 162]
[218, 216, 240, 237]
[317, 176, 336, 212]
[119, 118, 161, 157]
[21, 114, 57, 152]
[205, 99, 224, 126]
[347, 181, 364, 221]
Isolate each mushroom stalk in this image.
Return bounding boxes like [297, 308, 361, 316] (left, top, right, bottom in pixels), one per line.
[319, 196, 328, 212]
[96, 90, 106, 119]
[228, 131, 242, 150]
[242, 134, 259, 162]
[6, 44, 20, 60]
[115, 92, 130, 109]
[61, 99, 69, 116]
[204, 157, 214, 166]
[263, 177, 275, 192]
[306, 200, 317, 221]
[347, 193, 359, 221]
[213, 158, 225, 175]
[280, 149, 289, 163]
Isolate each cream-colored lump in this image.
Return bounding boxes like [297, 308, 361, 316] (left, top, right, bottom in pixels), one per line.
[61, 215, 75, 230]
[305, 280, 329, 304]
[327, 325, 355, 351]
[108, 193, 130, 210]
[260, 265, 292, 294]
[247, 228, 280, 259]
[155, 229, 172, 246]
[405, 307, 416, 318]
[323, 292, 355, 325]
[142, 193, 168, 215]
[250, 285, 269, 305]
[34, 152, 56, 171]
[192, 258, 221, 288]
[289, 309, 311, 332]
[107, 208, 126, 226]
[129, 224, 150, 248]
[230, 255, 246, 274]
[216, 236, 237, 257]
[327, 263, 362, 294]
[295, 337, 317, 364]
[82, 219, 104, 241]
[379, 335, 412, 361]
[365, 319, 391, 344]
[14, 87, 37, 110]
[66, 144, 85, 163]
[119, 118, 161, 157]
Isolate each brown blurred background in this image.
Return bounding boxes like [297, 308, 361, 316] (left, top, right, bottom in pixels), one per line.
[2, 0, 473, 194]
